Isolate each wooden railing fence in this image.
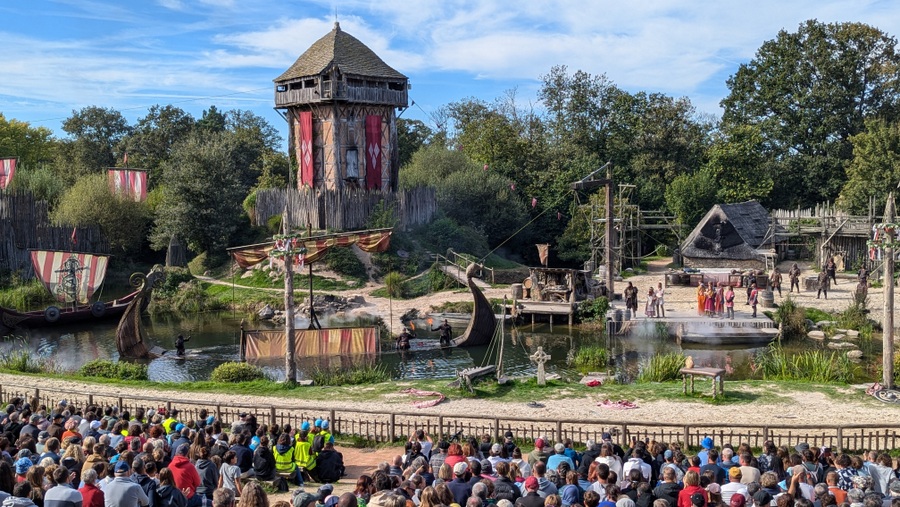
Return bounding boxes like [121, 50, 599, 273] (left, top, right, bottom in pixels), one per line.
[2, 382, 899, 452]
[255, 187, 436, 232]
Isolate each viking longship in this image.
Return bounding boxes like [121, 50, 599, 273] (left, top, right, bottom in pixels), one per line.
[0, 250, 140, 335]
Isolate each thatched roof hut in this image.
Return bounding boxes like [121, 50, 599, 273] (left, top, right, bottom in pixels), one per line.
[680, 201, 775, 269]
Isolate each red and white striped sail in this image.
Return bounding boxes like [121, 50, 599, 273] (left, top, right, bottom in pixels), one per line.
[108, 169, 148, 202]
[30, 250, 109, 304]
[0, 157, 16, 190]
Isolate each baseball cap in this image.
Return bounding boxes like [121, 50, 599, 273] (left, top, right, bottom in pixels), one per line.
[301, 421, 310, 431]
[535, 438, 545, 449]
[731, 494, 747, 507]
[794, 442, 810, 453]
[554, 443, 565, 453]
[90, 420, 101, 430]
[322, 420, 329, 429]
[753, 491, 773, 506]
[480, 459, 493, 474]
[114, 460, 130, 474]
[690, 493, 705, 506]
[664, 449, 673, 459]
[318, 484, 334, 497]
[324, 496, 339, 507]
[491, 443, 502, 453]
[729, 467, 742, 479]
[439, 440, 450, 450]
[701, 437, 714, 449]
[601, 432, 612, 440]
[315, 419, 322, 427]
[453, 462, 468, 475]
[707, 483, 721, 495]
[38, 431, 49, 443]
[524, 476, 539, 490]
[505, 431, 514, 439]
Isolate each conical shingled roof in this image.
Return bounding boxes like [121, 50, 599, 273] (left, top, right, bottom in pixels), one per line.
[275, 22, 407, 82]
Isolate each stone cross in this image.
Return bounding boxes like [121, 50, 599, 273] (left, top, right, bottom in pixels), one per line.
[530, 346, 551, 385]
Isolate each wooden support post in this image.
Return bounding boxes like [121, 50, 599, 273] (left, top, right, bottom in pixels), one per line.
[837, 427, 843, 452]
[389, 413, 396, 442]
[330, 409, 337, 435]
[270, 406, 277, 427]
[884, 193, 895, 389]
[438, 416, 444, 442]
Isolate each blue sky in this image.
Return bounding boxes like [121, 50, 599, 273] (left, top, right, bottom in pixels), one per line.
[3, 1, 900, 147]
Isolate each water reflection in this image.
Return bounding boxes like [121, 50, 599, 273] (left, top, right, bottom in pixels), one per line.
[3, 311, 864, 383]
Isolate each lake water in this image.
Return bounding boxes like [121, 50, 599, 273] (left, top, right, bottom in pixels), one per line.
[0, 310, 876, 382]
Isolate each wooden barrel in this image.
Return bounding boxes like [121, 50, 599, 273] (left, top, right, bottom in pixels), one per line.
[759, 290, 775, 308]
[511, 283, 523, 300]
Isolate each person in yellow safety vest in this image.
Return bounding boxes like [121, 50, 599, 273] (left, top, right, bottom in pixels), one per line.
[308, 419, 322, 447]
[320, 420, 333, 445]
[296, 421, 311, 443]
[294, 429, 317, 482]
[162, 409, 179, 434]
[273, 433, 302, 485]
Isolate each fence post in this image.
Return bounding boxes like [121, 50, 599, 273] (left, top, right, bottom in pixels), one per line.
[331, 409, 337, 435]
[216, 405, 222, 421]
[763, 426, 769, 443]
[34, 389, 39, 403]
[556, 421, 563, 443]
[167, 401, 172, 413]
[683, 426, 690, 447]
[837, 427, 843, 452]
[118, 397, 123, 410]
[389, 413, 396, 442]
[88, 395, 93, 406]
[270, 406, 277, 427]
[438, 416, 444, 441]
[621, 424, 628, 445]
[494, 418, 501, 442]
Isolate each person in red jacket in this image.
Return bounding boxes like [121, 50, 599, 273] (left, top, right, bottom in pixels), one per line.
[678, 471, 707, 507]
[169, 444, 202, 506]
[78, 468, 105, 507]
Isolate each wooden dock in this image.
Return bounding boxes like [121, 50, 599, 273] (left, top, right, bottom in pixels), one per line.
[510, 300, 576, 327]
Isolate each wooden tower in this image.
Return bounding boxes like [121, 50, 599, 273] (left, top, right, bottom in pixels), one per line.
[275, 22, 409, 192]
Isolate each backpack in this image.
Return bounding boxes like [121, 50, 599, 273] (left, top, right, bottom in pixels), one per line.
[273, 475, 290, 492]
[312, 434, 326, 453]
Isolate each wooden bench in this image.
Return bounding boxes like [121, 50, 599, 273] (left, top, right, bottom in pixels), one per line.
[680, 367, 725, 398]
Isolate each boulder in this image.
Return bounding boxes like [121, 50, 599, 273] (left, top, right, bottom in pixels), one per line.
[348, 294, 367, 304]
[846, 329, 860, 337]
[807, 330, 826, 341]
[816, 320, 836, 328]
[827, 341, 856, 350]
[830, 334, 846, 341]
[241, 270, 254, 279]
[258, 304, 275, 320]
[847, 349, 864, 360]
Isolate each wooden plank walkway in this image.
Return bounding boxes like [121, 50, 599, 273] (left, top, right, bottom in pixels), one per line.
[440, 264, 490, 288]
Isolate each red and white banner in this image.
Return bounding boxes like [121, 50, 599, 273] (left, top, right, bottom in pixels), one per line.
[230, 229, 392, 269]
[30, 250, 109, 304]
[0, 157, 17, 190]
[108, 169, 148, 202]
[365, 115, 382, 190]
[298, 111, 314, 186]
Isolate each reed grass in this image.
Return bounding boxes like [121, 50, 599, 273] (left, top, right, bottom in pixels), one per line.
[573, 345, 608, 373]
[636, 353, 686, 383]
[773, 296, 808, 341]
[753, 343, 857, 383]
[0, 280, 55, 311]
[0, 345, 57, 374]
[310, 363, 391, 386]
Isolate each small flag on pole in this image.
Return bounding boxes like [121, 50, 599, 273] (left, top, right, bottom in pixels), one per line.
[123, 152, 128, 167]
[558, 211, 562, 220]
[71, 227, 77, 246]
[510, 183, 515, 191]
[532, 197, 537, 208]
[483, 164, 488, 171]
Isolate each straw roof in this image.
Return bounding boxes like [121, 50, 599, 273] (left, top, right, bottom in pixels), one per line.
[276, 22, 407, 82]
[681, 201, 773, 260]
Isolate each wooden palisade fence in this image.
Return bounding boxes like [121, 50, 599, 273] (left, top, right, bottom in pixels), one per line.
[3, 382, 898, 453]
[254, 187, 436, 232]
[0, 189, 109, 277]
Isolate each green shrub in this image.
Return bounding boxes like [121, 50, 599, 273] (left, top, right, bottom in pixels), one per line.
[323, 247, 367, 280]
[384, 272, 406, 298]
[576, 297, 610, 323]
[156, 267, 194, 297]
[78, 359, 148, 381]
[210, 362, 267, 383]
[773, 297, 807, 340]
[420, 217, 489, 257]
[636, 353, 685, 383]
[310, 363, 390, 386]
[573, 345, 608, 373]
[266, 214, 283, 235]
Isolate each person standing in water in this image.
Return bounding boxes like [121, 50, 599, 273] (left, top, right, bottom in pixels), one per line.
[432, 319, 453, 347]
[175, 334, 190, 356]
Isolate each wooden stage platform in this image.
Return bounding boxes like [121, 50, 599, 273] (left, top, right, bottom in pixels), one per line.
[608, 306, 779, 346]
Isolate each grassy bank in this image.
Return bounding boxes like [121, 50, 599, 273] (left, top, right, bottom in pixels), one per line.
[0, 366, 873, 407]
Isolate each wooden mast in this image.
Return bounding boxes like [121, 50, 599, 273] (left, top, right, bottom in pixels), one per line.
[883, 192, 895, 388]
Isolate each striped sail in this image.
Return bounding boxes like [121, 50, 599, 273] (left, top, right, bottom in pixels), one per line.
[108, 169, 148, 202]
[0, 157, 16, 190]
[30, 250, 109, 304]
[229, 229, 392, 269]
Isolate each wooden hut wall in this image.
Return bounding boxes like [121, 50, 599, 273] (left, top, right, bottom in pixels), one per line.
[255, 187, 436, 231]
[0, 190, 109, 277]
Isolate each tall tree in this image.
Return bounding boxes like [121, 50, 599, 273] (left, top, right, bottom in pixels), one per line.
[59, 106, 131, 176]
[0, 113, 57, 168]
[120, 105, 195, 176]
[151, 131, 247, 256]
[840, 118, 900, 213]
[722, 20, 900, 207]
[397, 118, 433, 168]
[705, 124, 773, 204]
